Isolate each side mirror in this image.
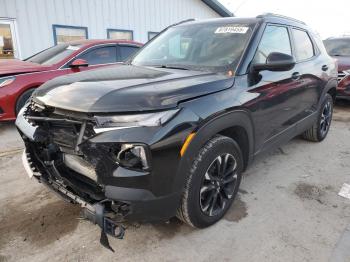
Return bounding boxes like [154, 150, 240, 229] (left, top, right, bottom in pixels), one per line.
[69, 59, 89, 68]
[251, 52, 296, 73]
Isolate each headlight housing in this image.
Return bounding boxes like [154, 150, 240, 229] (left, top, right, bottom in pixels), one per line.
[0, 76, 16, 87]
[116, 144, 151, 171]
[94, 109, 179, 133]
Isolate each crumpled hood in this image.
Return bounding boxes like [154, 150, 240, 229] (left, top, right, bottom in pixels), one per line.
[33, 65, 234, 113]
[0, 59, 51, 76]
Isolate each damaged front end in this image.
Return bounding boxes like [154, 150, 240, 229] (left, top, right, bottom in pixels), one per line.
[16, 102, 131, 251]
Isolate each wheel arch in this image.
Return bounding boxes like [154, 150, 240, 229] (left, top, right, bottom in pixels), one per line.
[174, 110, 255, 192]
[320, 78, 337, 106]
[15, 85, 39, 114]
[327, 86, 337, 102]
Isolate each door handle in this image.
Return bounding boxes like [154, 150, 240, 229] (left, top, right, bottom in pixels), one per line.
[322, 65, 329, 71]
[292, 72, 301, 80]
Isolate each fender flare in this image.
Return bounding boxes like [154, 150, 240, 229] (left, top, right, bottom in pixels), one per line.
[173, 110, 255, 192]
[319, 78, 337, 108]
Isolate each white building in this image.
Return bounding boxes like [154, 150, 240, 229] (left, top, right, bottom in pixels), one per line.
[0, 0, 232, 60]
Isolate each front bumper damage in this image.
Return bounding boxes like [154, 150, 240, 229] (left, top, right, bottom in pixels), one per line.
[21, 147, 125, 251]
[15, 102, 182, 251]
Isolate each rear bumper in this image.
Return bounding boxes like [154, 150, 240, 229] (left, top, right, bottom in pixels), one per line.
[336, 95, 350, 100]
[337, 77, 350, 99]
[336, 83, 350, 99]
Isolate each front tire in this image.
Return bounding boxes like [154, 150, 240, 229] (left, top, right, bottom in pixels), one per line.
[302, 93, 333, 142]
[15, 88, 35, 116]
[177, 135, 243, 228]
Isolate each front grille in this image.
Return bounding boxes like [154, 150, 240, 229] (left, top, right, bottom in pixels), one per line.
[26, 102, 95, 150]
[338, 71, 348, 83]
[49, 121, 81, 148]
[23, 102, 105, 201]
[0, 107, 3, 114]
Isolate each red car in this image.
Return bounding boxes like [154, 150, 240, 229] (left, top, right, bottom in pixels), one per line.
[0, 39, 142, 121]
[324, 37, 350, 99]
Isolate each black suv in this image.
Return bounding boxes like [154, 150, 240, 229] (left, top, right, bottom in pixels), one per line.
[16, 14, 337, 239]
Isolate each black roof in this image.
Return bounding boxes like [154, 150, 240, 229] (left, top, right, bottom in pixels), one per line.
[177, 13, 309, 30]
[257, 13, 306, 26]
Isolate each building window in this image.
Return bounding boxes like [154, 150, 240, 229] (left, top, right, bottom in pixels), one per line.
[107, 29, 133, 40]
[53, 25, 88, 45]
[148, 32, 159, 40]
[0, 22, 15, 59]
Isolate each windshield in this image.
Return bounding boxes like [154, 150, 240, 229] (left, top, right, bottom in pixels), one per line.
[132, 22, 256, 72]
[25, 44, 82, 65]
[324, 38, 350, 56]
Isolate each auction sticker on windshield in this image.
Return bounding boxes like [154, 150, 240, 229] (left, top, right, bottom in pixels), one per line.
[215, 26, 249, 34]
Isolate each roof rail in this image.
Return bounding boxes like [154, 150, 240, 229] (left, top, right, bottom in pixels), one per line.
[257, 13, 306, 25]
[170, 18, 196, 27]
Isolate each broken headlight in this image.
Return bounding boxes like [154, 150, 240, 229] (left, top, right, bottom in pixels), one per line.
[117, 144, 150, 170]
[93, 109, 178, 133]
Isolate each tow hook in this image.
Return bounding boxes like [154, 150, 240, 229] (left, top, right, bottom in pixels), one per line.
[83, 202, 125, 252]
[99, 218, 125, 252]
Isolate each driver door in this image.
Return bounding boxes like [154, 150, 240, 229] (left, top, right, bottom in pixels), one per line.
[249, 24, 302, 150]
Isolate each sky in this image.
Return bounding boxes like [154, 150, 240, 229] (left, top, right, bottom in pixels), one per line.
[219, 0, 350, 39]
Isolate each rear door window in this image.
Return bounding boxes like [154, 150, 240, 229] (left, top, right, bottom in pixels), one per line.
[253, 25, 292, 64]
[77, 45, 117, 65]
[292, 29, 315, 61]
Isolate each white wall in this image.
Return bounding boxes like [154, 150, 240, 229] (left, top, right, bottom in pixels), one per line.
[0, 0, 220, 59]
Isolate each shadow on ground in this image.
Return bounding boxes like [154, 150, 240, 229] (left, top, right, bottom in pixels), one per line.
[0, 189, 81, 250]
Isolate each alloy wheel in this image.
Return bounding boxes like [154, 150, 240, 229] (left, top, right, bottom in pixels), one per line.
[199, 153, 238, 217]
[320, 101, 332, 137]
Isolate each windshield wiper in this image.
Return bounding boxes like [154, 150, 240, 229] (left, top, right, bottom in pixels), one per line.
[155, 65, 190, 70]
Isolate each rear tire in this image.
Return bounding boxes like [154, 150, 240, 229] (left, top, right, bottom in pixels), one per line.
[302, 93, 333, 142]
[15, 88, 35, 116]
[177, 135, 243, 228]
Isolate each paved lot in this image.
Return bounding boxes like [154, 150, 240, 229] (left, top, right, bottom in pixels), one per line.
[0, 102, 350, 262]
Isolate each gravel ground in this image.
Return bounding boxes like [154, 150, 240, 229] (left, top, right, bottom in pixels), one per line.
[0, 101, 349, 262]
